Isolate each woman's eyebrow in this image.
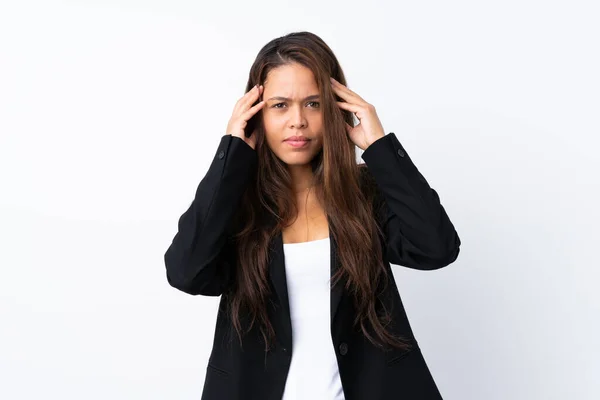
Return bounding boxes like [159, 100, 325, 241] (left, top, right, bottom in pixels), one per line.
[266, 94, 320, 101]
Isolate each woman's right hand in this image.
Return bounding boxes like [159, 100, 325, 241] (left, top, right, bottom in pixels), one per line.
[226, 84, 265, 150]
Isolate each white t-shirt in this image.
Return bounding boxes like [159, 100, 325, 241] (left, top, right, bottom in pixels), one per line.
[281, 237, 345, 400]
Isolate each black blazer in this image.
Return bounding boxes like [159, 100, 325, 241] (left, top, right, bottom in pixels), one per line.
[164, 132, 461, 400]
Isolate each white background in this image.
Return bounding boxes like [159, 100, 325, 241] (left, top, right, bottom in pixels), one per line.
[1, 0, 598, 399]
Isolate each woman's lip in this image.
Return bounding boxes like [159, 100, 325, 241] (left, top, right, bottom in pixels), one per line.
[285, 140, 310, 148]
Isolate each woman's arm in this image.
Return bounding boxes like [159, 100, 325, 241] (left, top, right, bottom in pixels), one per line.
[360, 132, 461, 270]
[164, 134, 257, 295]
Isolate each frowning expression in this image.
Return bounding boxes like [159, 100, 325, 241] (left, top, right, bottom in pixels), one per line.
[261, 63, 324, 166]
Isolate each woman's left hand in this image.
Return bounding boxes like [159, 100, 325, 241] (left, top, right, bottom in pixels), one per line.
[330, 77, 386, 151]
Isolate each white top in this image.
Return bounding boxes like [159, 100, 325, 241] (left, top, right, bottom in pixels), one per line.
[281, 237, 345, 400]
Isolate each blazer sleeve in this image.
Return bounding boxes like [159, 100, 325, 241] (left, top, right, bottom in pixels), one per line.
[164, 134, 257, 295]
[360, 132, 461, 270]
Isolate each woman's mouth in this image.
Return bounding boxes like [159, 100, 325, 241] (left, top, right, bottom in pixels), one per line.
[285, 139, 310, 148]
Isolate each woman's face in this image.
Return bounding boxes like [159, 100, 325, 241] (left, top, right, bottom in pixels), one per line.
[261, 63, 324, 166]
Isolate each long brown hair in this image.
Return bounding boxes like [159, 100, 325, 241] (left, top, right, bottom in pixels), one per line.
[225, 31, 411, 353]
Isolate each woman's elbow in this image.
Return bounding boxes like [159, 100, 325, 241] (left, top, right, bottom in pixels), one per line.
[391, 231, 461, 271]
[163, 252, 224, 296]
[423, 232, 461, 270]
[166, 271, 223, 296]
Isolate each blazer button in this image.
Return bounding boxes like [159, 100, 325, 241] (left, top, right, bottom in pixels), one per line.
[339, 342, 348, 356]
[217, 150, 225, 159]
[397, 148, 405, 157]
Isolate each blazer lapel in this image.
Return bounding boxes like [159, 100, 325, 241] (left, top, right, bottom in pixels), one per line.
[268, 226, 344, 348]
[329, 231, 344, 324]
[268, 230, 292, 347]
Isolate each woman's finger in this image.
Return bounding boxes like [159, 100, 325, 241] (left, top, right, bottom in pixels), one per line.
[241, 99, 265, 120]
[330, 78, 367, 106]
[237, 85, 263, 113]
[336, 100, 363, 113]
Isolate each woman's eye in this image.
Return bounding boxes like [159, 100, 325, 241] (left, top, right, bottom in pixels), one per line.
[273, 102, 320, 109]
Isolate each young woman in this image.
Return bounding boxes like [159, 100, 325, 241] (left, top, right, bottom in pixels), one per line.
[164, 31, 461, 400]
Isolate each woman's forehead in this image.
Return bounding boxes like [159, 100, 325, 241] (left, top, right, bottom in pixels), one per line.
[263, 64, 318, 93]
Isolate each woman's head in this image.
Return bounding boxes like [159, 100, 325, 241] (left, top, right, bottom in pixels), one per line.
[244, 31, 354, 173]
[228, 31, 411, 354]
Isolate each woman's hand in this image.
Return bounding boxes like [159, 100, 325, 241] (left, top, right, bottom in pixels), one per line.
[330, 77, 385, 151]
[226, 84, 265, 150]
